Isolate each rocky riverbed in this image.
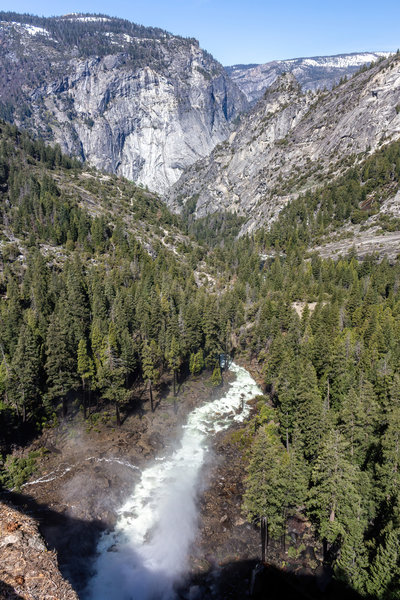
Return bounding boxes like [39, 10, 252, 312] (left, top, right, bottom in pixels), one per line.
[179, 414, 326, 600]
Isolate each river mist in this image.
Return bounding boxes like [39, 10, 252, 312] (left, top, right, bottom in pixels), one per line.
[84, 364, 261, 600]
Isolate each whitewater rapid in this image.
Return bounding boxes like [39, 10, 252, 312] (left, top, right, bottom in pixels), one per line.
[85, 363, 261, 600]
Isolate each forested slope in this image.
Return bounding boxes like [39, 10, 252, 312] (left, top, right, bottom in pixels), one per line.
[179, 135, 400, 595]
[0, 121, 229, 482]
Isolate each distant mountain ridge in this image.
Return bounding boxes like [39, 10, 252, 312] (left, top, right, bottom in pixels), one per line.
[226, 52, 392, 103]
[0, 12, 247, 193]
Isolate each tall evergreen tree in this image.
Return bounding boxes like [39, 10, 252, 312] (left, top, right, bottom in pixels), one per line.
[243, 423, 288, 540]
[296, 362, 325, 461]
[367, 527, 400, 599]
[307, 429, 362, 546]
[45, 312, 76, 416]
[11, 324, 41, 423]
[77, 338, 94, 419]
[166, 335, 182, 397]
[141, 339, 161, 412]
[98, 325, 127, 426]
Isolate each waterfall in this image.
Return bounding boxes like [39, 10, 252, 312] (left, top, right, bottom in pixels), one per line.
[85, 363, 261, 600]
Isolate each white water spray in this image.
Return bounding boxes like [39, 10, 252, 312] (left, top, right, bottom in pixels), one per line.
[85, 363, 261, 600]
[85, 457, 139, 471]
[20, 457, 138, 490]
[21, 464, 73, 487]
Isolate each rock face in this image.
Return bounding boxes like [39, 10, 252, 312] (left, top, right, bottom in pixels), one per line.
[226, 51, 392, 103]
[0, 13, 247, 193]
[169, 54, 400, 232]
[0, 501, 78, 600]
[168, 73, 309, 224]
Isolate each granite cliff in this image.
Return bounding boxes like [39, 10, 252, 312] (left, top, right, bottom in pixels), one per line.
[0, 13, 247, 193]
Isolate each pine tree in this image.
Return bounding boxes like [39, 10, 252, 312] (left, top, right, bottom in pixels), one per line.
[367, 527, 400, 599]
[119, 328, 137, 384]
[166, 335, 181, 397]
[210, 362, 222, 387]
[275, 349, 298, 450]
[243, 423, 288, 540]
[11, 324, 41, 423]
[45, 312, 76, 417]
[339, 387, 367, 465]
[91, 320, 104, 377]
[77, 338, 94, 419]
[281, 425, 308, 512]
[263, 331, 285, 390]
[25, 251, 51, 336]
[334, 519, 368, 595]
[296, 361, 325, 461]
[65, 257, 89, 347]
[142, 339, 161, 412]
[189, 349, 204, 375]
[202, 296, 221, 369]
[307, 429, 362, 545]
[97, 325, 127, 426]
[377, 405, 400, 504]
[328, 335, 355, 410]
[2, 273, 22, 355]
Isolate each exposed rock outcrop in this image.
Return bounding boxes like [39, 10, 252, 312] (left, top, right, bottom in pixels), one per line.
[0, 501, 78, 600]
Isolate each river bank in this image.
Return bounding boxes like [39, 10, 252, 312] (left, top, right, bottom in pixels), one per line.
[84, 363, 261, 600]
[181, 415, 327, 600]
[182, 355, 359, 600]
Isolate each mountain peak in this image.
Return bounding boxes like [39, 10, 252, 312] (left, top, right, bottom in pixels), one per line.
[169, 53, 400, 232]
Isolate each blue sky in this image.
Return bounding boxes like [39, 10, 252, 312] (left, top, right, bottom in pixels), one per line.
[2, 0, 400, 65]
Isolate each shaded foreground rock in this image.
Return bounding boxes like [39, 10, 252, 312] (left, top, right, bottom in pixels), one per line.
[0, 501, 78, 600]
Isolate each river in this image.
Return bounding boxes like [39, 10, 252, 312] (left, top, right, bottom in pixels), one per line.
[84, 363, 261, 600]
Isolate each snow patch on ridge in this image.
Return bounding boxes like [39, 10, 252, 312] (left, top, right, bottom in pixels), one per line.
[0, 22, 50, 37]
[62, 15, 112, 23]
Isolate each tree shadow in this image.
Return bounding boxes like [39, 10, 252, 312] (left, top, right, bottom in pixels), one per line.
[0, 490, 368, 600]
[178, 559, 365, 600]
[2, 486, 198, 600]
[155, 379, 172, 408]
[120, 383, 148, 425]
[1, 488, 107, 596]
[0, 407, 42, 458]
[0, 580, 25, 600]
